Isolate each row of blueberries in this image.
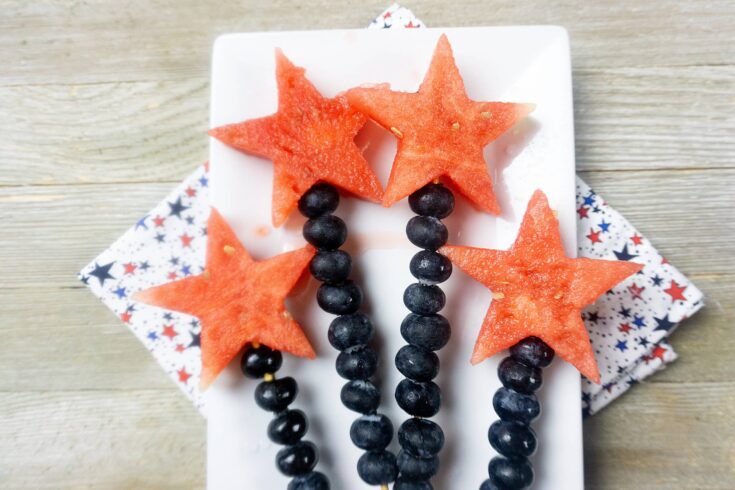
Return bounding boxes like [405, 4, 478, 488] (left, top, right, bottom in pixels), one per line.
[241, 344, 329, 490]
[299, 183, 398, 488]
[392, 183, 456, 490]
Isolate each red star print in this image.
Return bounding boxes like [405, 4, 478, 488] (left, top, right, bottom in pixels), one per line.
[167, 271, 177, 280]
[123, 262, 137, 275]
[180, 234, 194, 248]
[178, 368, 191, 384]
[586, 228, 602, 244]
[628, 283, 645, 300]
[162, 324, 177, 340]
[630, 234, 643, 245]
[120, 311, 132, 323]
[406, 20, 419, 28]
[664, 280, 687, 302]
[383, 11, 391, 19]
[204, 161, 210, 172]
[153, 215, 165, 227]
[185, 187, 197, 197]
[661, 257, 669, 265]
[175, 344, 186, 353]
[618, 323, 633, 334]
[651, 345, 667, 362]
[577, 207, 589, 218]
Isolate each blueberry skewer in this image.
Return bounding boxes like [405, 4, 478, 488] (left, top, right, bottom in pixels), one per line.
[241, 343, 330, 490]
[393, 183, 454, 490]
[479, 337, 553, 490]
[298, 183, 398, 489]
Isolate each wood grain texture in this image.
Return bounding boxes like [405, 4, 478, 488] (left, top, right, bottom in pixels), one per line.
[1, 1, 733, 489]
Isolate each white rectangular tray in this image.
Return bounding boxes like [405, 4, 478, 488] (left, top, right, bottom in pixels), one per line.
[208, 26, 581, 490]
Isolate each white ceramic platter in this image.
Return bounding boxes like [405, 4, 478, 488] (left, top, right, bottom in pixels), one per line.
[208, 26, 581, 490]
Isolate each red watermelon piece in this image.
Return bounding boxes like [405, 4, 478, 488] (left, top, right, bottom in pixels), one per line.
[346, 34, 533, 214]
[440, 191, 642, 383]
[134, 208, 316, 389]
[209, 50, 383, 227]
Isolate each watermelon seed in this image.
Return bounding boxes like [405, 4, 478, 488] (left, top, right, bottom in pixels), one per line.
[481, 111, 492, 119]
[492, 292, 505, 300]
[223, 245, 236, 255]
[391, 127, 404, 139]
[451, 122, 460, 131]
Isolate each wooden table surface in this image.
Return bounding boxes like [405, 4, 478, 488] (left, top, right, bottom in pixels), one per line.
[1, 1, 733, 488]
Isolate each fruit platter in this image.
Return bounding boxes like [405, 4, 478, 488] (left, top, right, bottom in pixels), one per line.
[130, 26, 643, 490]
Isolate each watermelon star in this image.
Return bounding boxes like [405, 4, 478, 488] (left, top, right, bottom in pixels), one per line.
[210, 50, 383, 227]
[440, 191, 642, 383]
[346, 34, 534, 214]
[134, 208, 316, 389]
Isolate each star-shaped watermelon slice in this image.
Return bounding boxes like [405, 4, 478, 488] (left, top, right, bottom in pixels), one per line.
[134, 208, 316, 389]
[441, 191, 643, 383]
[346, 34, 534, 214]
[210, 50, 383, 227]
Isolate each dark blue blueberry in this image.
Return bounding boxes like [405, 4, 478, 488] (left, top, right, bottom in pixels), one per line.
[310, 250, 352, 283]
[241, 344, 282, 379]
[336, 345, 378, 380]
[409, 183, 454, 219]
[298, 183, 340, 218]
[404, 283, 445, 315]
[395, 379, 440, 417]
[268, 409, 308, 445]
[400, 314, 451, 351]
[341, 380, 380, 414]
[493, 388, 540, 423]
[398, 418, 444, 457]
[288, 471, 330, 490]
[394, 477, 433, 490]
[303, 215, 347, 250]
[395, 345, 439, 382]
[276, 441, 318, 476]
[254, 377, 298, 412]
[317, 280, 362, 315]
[488, 420, 537, 458]
[350, 414, 394, 450]
[488, 456, 534, 489]
[397, 449, 439, 480]
[498, 357, 542, 395]
[510, 336, 555, 368]
[328, 313, 374, 351]
[410, 250, 452, 284]
[357, 450, 398, 485]
[406, 216, 448, 251]
[479, 479, 502, 490]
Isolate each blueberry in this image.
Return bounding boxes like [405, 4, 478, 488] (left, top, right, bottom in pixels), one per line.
[479, 479, 502, 490]
[268, 409, 308, 445]
[404, 283, 445, 315]
[276, 441, 318, 476]
[493, 388, 540, 423]
[303, 215, 347, 250]
[510, 336, 555, 368]
[406, 216, 448, 250]
[288, 471, 330, 490]
[488, 420, 537, 458]
[409, 183, 454, 219]
[400, 314, 451, 351]
[395, 345, 439, 382]
[310, 249, 352, 283]
[350, 414, 394, 450]
[341, 380, 380, 414]
[241, 344, 283, 378]
[397, 449, 439, 480]
[394, 477, 433, 490]
[498, 357, 542, 394]
[395, 379, 440, 417]
[328, 313, 374, 351]
[317, 280, 363, 315]
[398, 418, 444, 457]
[336, 345, 378, 380]
[298, 183, 340, 218]
[255, 377, 298, 412]
[357, 450, 398, 485]
[488, 456, 534, 489]
[409, 250, 452, 284]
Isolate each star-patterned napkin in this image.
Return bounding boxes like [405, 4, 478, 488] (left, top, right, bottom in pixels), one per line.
[79, 4, 703, 416]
